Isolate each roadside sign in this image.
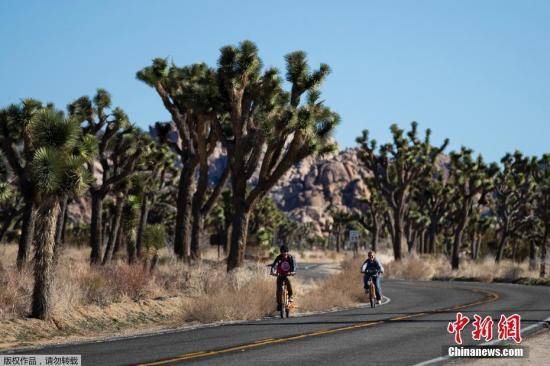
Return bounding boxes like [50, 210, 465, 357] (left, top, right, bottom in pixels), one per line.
[349, 230, 360, 243]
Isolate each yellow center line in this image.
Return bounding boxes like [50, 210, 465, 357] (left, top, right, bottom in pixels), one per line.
[139, 286, 500, 366]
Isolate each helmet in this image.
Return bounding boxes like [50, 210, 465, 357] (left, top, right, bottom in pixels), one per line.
[280, 245, 289, 253]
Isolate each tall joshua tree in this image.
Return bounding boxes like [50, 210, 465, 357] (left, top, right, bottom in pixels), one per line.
[356, 123, 448, 260]
[447, 147, 497, 270]
[493, 151, 537, 262]
[0, 100, 43, 269]
[29, 107, 93, 319]
[101, 129, 146, 265]
[413, 165, 454, 254]
[216, 41, 340, 270]
[68, 89, 139, 264]
[137, 62, 230, 260]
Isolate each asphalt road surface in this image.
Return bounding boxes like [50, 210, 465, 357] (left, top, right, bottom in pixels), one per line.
[4, 265, 550, 366]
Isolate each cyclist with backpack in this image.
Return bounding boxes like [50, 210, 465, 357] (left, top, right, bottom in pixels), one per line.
[270, 245, 296, 310]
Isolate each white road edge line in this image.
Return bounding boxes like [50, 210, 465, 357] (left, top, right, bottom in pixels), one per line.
[412, 316, 550, 366]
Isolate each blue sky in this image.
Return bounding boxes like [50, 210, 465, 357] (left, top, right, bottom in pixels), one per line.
[1, 0, 548, 162]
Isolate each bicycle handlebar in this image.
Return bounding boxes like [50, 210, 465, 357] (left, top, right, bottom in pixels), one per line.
[361, 268, 381, 275]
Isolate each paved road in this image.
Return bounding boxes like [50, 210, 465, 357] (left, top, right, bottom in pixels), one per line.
[4, 268, 550, 365]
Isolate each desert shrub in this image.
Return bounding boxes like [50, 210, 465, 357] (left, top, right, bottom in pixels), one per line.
[185, 264, 274, 322]
[384, 256, 436, 280]
[78, 265, 155, 306]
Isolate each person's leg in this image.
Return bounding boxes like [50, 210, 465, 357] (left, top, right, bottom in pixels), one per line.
[285, 277, 293, 299]
[363, 275, 369, 292]
[374, 276, 382, 301]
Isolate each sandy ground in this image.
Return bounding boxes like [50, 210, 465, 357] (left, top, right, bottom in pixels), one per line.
[452, 329, 550, 366]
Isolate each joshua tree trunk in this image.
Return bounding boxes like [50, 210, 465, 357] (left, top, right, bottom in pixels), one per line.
[174, 163, 196, 259]
[135, 193, 149, 259]
[17, 197, 36, 270]
[371, 221, 379, 252]
[529, 240, 537, 271]
[89, 190, 104, 265]
[471, 234, 481, 260]
[428, 221, 437, 255]
[112, 223, 124, 257]
[31, 198, 60, 320]
[103, 196, 124, 264]
[495, 228, 509, 262]
[227, 177, 250, 271]
[227, 207, 250, 271]
[392, 208, 404, 260]
[190, 211, 204, 260]
[53, 196, 68, 264]
[190, 161, 209, 260]
[452, 204, 469, 270]
[224, 224, 231, 254]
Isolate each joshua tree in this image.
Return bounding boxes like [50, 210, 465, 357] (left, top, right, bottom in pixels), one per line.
[329, 208, 351, 252]
[137, 62, 230, 260]
[355, 189, 387, 252]
[0, 100, 44, 269]
[492, 151, 537, 262]
[100, 129, 146, 265]
[68, 89, 140, 264]
[141, 223, 167, 273]
[465, 210, 494, 260]
[412, 164, 454, 254]
[28, 107, 93, 319]
[216, 41, 339, 270]
[356, 122, 448, 260]
[134, 135, 178, 260]
[0, 156, 23, 243]
[447, 147, 498, 270]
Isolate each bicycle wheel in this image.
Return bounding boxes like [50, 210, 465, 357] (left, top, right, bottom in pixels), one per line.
[280, 286, 287, 319]
[369, 281, 376, 308]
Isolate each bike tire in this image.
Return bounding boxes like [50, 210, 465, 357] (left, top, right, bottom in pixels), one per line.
[370, 282, 376, 308]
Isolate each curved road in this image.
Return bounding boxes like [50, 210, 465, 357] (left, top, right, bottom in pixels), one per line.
[5, 265, 550, 365]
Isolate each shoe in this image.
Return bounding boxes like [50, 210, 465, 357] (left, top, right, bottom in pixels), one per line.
[377, 300, 382, 305]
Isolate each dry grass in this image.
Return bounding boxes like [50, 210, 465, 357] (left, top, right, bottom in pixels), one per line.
[380, 250, 544, 284]
[293, 249, 347, 264]
[299, 257, 367, 311]
[185, 263, 275, 322]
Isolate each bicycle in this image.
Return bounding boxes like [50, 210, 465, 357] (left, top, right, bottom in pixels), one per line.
[268, 266, 294, 318]
[361, 267, 379, 308]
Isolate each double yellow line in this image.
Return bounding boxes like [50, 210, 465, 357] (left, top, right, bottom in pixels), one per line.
[140, 286, 499, 365]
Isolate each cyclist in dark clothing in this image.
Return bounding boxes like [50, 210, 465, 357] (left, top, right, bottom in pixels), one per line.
[361, 251, 384, 304]
[271, 245, 296, 310]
